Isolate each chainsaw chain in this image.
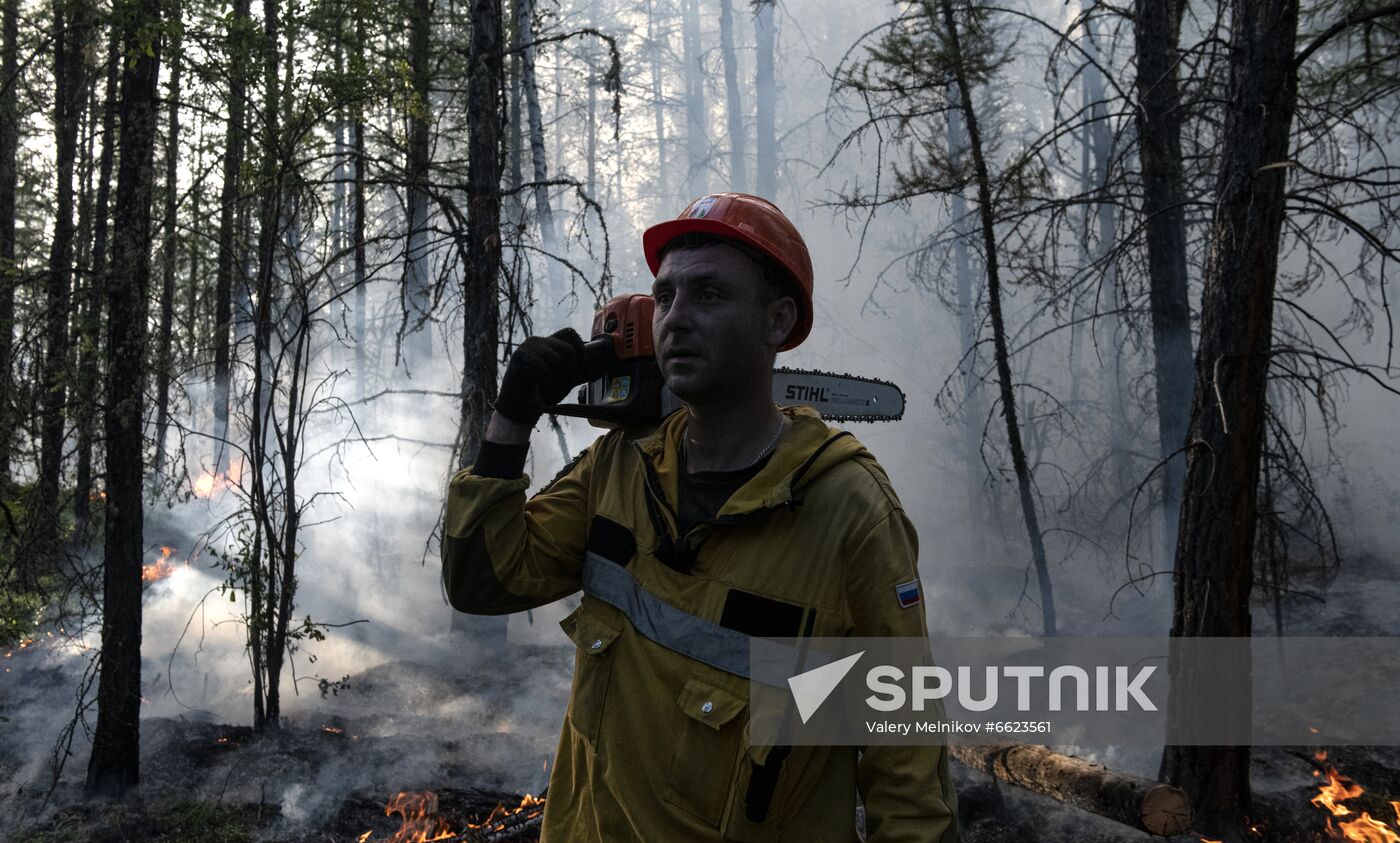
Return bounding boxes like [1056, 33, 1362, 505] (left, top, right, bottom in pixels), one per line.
[774, 366, 907, 423]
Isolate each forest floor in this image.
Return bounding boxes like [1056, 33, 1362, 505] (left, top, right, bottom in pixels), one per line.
[3, 551, 1398, 841]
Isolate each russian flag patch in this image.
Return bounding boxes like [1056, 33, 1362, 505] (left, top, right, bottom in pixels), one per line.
[895, 579, 922, 609]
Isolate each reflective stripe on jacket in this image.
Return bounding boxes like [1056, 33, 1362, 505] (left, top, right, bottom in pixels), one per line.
[443, 405, 959, 842]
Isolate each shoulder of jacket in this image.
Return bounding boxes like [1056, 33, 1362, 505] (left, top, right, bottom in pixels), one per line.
[823, 449, 904, 513]
[545, 426, 646, 479]
[538, 427, 631, 492]
[845, 450, 901, 509]
[590, 425, 650, 462]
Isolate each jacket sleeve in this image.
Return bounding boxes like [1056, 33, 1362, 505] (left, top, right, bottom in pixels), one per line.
[846, 506, 960, 843]
[441, 444, 595, 615]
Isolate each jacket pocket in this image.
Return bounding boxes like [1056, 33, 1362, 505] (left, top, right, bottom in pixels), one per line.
[722, 740, 794, 841]
[560, 602, 622, 749]
[662, 674, 748, 828]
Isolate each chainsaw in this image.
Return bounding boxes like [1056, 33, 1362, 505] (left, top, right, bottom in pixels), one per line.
[547, 293, 905, 427]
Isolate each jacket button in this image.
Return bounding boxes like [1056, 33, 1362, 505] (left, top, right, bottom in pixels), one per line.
[701, 701, 714, 715]
[590, 639, 603, 650]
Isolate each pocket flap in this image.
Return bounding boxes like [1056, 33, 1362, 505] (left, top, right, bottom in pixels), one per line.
[676, 676, 746, 729]
[561, 604, 622, 656]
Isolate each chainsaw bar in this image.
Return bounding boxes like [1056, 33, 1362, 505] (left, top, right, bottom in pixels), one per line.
[773, 367, 905, 423]
[553, 361, 906, 427]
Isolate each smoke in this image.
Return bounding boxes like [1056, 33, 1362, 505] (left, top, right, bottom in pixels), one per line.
[5, 0, 1399, 836]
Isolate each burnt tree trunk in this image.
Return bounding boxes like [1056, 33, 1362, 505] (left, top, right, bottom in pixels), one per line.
[87, 0, 161, 797]
[186, 131, 204, 362]
[249, 0, 284, 732]
[353, 12, 368, 401]
[719, 0, 746, 192]
[507, 0, 522, 212]
[517, 0, 555, 249]
[213, 0, 252, 472]
[455, 0, 509, 642]
[0, 0, 18, 494]
[1159, 0, 1300, 834]
[585, 40, 597, 199]
[73, 30, 118, 534]
[463, 0, 503, 486]
[754, 0, 775, 199]
[331, 29, 346, 303]
[1081, 18, 1131, 489]
[403, 0, 432, 367]
[1133, 0, 1194, 564]
[681, 0, 705, 197]
[516, 0, 560, 316]
[940, 0, 1055, 635]
[153, 3, 182, 476]
[648, 0, 668, 208]
[947, 83, 988, 561]
[36, 0, 92, 568]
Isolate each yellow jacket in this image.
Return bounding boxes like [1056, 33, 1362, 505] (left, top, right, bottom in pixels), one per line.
[443, 406, 958, 842]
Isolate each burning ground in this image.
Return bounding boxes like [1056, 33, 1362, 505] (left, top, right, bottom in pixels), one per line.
[7, 627, 1400, 841]
[3, 458, 1400, 841]
[1, 643, 567, 841]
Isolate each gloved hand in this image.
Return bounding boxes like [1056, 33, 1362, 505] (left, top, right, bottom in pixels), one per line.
[493, 328, 589, 426]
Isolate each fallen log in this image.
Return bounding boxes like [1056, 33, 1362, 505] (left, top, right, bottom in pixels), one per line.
[949, 743, 1191, 836]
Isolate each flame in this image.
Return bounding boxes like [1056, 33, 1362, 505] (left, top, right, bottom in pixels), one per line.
[1314, 768, 1365, 816]
[6, 637, 38, 662]
[191, 458, 245, 499]
[364, 790, 547, 843]
[1310, 761, 1400, 842]
[382, 791, 453, 843]
[466, 792, 546, 833]
[1333, 814, 1400, 843]
[322, 724, 344, 735]
[142, 546, 182, 583]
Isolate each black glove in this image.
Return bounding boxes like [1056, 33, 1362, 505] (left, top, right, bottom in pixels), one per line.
[494, 328, 588, 426]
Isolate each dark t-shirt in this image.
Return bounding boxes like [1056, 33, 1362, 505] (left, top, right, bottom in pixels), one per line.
[676, 446, 772, 536]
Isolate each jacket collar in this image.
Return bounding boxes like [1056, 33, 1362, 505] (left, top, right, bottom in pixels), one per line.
[633, 405, 863, 517]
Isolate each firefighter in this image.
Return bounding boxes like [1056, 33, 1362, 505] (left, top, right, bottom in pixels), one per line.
[443, 193, 958, 841]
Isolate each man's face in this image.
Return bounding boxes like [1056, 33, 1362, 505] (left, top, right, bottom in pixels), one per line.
[651, 242, 795, 405]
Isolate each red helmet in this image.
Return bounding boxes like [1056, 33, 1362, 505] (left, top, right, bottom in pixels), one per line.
[643, 193, 814, 351]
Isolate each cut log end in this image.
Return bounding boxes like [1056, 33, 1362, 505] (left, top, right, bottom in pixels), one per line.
[1141, 783, 1191, 836]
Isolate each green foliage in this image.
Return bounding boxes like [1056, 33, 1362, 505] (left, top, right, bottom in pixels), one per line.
[0, 576, 46, 648]
[0, 479, 102, 647]
[112, 0, 168, 68]
[4, 799, 256, 843]
[3, 806, 90, 843]
[149, 799, 256, 842]
[317, 672, 351, 697]
[831, 0, 1042, 211]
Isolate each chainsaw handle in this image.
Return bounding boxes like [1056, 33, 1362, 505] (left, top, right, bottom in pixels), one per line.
[581, 337, 614, 382]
